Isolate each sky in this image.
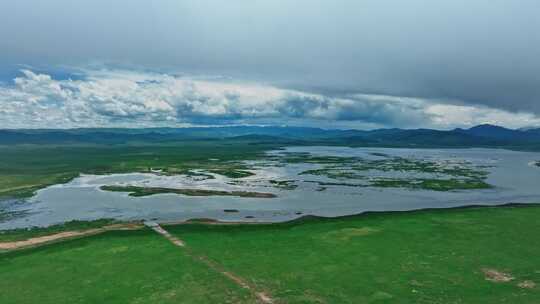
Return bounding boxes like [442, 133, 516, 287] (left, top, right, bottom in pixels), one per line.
[1, 0, 539, 130]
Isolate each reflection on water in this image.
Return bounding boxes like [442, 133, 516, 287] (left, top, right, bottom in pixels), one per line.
[1, 147, 540, 229]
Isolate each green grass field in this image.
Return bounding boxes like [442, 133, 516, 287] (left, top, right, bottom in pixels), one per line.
[0, 229, 257, 304]
[1, 205, 539, 303]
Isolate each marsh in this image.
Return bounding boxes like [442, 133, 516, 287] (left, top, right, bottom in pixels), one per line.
[2, 146, 540, 230]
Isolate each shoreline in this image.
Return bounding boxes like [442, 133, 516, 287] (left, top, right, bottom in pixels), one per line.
[160, 201, 540, 227]
[1, 202, 538, 252]
[4, 200, 537, 232]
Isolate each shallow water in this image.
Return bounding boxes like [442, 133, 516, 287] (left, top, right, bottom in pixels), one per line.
[2, 147, 540, 229]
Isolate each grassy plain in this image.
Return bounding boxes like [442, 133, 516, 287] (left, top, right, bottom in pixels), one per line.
[162, 205, 540, 303]
[1, 205, 539, 303]
[0, 229, 256, 304]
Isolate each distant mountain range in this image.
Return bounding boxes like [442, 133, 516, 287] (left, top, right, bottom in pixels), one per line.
[2, 124, 540, 150]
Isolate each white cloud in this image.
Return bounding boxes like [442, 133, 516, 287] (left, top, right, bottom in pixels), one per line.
[425, 104, 540, 129]
[0, 68, 539, 129]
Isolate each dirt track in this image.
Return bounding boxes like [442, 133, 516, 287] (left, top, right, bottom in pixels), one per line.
[149, 223, 274, 304]
[0, 223, 143, 251]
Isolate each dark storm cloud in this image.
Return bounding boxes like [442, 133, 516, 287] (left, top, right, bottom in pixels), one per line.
[0, 0, 539, 124]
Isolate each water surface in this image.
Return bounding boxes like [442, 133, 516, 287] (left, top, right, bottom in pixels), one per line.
[2, 147, 540, 229]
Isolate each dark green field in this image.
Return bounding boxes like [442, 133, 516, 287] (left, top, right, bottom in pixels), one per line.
[1, 205, 539, 303]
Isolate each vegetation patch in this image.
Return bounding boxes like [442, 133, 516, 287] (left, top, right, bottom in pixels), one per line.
[209, 169, 254, 178]
[271, 152, 356, 165]
[292, 152, 493, 191]
[164, 169, 215, 180]
[100, 185, 276, 198]
[369, 152, 390, 158]
[268, 180, 298, 190]
[370, 178, 492, 191]
[299, 168, 365, 180]
[305, 181, 366, 188]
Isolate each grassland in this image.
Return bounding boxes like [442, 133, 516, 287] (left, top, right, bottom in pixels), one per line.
[0, 140, 279, 199]
[0, 229, 256, 304]
[1, 204, 539, 303]
[100, 185, 276, 198]
[168, 204, 540, 303]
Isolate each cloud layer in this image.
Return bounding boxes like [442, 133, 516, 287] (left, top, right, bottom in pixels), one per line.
[1, 0, 539, 116]
[1, 68, 539, 129]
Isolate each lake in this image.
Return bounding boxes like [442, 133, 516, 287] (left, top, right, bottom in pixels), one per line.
[1, 146, 540, 229]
